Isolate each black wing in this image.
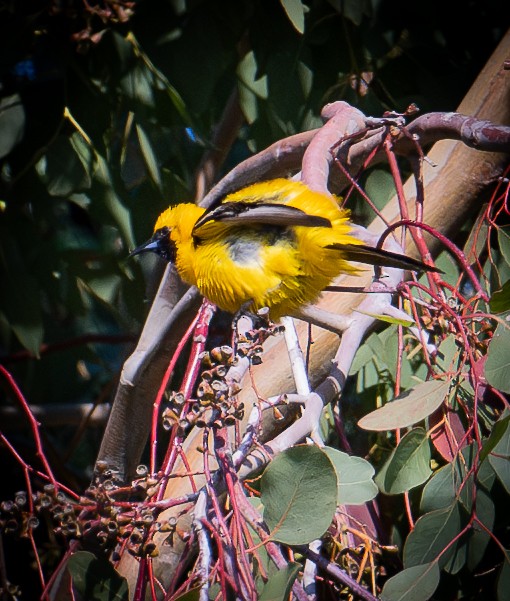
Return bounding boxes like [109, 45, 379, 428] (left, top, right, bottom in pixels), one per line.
[192, 201, 331, 236]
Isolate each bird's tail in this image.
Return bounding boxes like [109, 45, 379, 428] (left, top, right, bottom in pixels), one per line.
[326, 243, 441, 273]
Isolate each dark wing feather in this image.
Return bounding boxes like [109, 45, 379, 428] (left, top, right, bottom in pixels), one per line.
[193, 201, 331, 235]
[328, 243, 441, 272]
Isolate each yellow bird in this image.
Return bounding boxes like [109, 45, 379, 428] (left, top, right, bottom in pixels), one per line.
[131, 179, 436, 320]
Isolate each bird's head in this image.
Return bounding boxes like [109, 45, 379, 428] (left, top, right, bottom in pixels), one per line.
[129, 204, 203, 263]
[129, 225, 177, 262]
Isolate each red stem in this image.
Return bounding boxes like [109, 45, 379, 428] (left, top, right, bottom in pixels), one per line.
[381, 220, 490, 301]
[150, 313, 199, 474]
[0, 365, 58, 488]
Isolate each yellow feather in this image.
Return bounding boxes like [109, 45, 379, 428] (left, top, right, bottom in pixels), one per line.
[141, 179, 432, 319]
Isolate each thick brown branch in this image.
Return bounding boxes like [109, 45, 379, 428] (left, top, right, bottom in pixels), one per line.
[396, 112, 510, 154]
[193, 87, 245, 201]
[200, 129, 317, 208]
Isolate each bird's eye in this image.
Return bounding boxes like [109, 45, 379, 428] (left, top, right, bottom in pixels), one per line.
[154, 226, 170, 240]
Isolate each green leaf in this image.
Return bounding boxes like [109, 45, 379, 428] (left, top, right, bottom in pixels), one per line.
[365, 169, 396, 211]
[488, 415, 510, 494]
[1, 275, 44, 356]
[355, 310, 414, 327]
[349, 338, 375, 374]
[135, 123, 162, 190]
[466, 488, 495, 570]
[485, 323, 510, 393]
[37, 135, 92, 196]
[478, 457, 496, 492]
[259, 562, 301, 601]
[359, 380, 450, 431]
[491, 281, 510, 314]
[420, 463, 458, 513]
[421, 444, 482, 514]
[498, 555, 510, 601]
[376, 428, 432, 494]
[498, 227, 510, 267]
[403, 504, 461, 568]
[322, 447, 378, 505]
[279, 0, 305, 33]
[93, 154, 135, 249]
[480, 414, 510, 462]
[380, 562, 440, 601]
[67, 551, 129, 601]
[0, 94, 25, 159]
[173, 588, 200, 601]
[261, 445, 337, 545]
[435, 336, 460, 374]
[237, 51, 269, 99]
[0, 232, 44, 355]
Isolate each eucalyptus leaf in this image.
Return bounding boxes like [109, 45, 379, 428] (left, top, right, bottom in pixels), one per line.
[359, 380, 450, 431]
[380, 562, 440, 601]
[498, 227, 510, 267]
[498, 556, 510, 601]
[466, 489, 495, 570]
[261, 445, 337, 545]
[485, 323, 510, 393]
[0, 93, 25, 159]
[279, 0, 305, 33]
[376, 428, 432, 494]
[322, 447, 378, 505]
[136, 123, 162, 190]
[420, 463, 458, 513]
[488, 416, 510, 494]
[403, 504, 461, 568]
[68, 551, 129, 601]
[355, 309, 414, 327]
[259, 562, 301, 601]
[491, 281, 510, 314]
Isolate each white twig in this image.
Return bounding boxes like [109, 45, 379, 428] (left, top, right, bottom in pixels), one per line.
[281, 316, 311, 395]
[193, 488, 211, 601]
[303, 539, 322, 599]
[282, 316, 325, 446]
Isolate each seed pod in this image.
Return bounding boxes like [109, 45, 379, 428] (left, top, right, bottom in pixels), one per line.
[144, 541, 159, 557]
[210, 347, 224, 364]
[39, 495, 52, 508]
[107, 520, 117, 533]
[95, 460, 109, 473]
[130, 529, 143, 544]
[197, 381, 214, 398]
[199, 351, 213, 368]
[211, 379, 228, 393]
[43, 484, 56, 495]
[14, 492, 27, 507]
[171, 392, 186, 405]
[136, 465, 148, 477]
[1, 500, 14, 513]
[142, 513, 154, 526]
[220, 345, 234, 361]
[214, 364, 227, 378]
[27, 516, 39, 529]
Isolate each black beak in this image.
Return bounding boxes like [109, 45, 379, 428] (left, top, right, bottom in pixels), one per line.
[129, 239, 161, 258]
[129, 227, 176, 263]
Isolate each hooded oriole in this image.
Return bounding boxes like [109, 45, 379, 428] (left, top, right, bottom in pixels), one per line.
[131, 179, 435, 320]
